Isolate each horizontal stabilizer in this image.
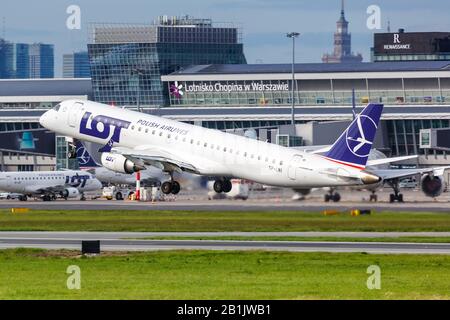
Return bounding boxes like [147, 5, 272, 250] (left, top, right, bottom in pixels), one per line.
[366, 155, 418, 167]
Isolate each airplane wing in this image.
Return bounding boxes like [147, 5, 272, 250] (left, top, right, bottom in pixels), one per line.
[366, 155, 418, 167]
[110, 146, 200, 174]
[368, 166, 450, 181]
[24, 185, 66, 195]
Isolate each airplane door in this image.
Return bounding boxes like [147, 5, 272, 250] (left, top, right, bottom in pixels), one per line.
[288, 155, 303, 180]
[68, 102, 84, 127]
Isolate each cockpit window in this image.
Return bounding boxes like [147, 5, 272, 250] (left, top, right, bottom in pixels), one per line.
[53, 104, 61, 111]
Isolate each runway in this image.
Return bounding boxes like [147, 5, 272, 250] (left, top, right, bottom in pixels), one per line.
[1, 232, 450, 254]
[1, 199, 450, 212]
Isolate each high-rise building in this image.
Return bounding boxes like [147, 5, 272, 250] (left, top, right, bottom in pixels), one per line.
[63, 51, 91, 78]
[88, 15, 247, 107]
[0, 40, 54, 79]
[29, 43, 54, 78]
[322, 0, 363, 63]
[0, 40, 30, 78]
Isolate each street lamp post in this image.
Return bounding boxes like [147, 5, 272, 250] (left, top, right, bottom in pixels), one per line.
[286, 32, 300, 126]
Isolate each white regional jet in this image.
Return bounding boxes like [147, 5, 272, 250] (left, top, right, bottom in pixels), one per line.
[39, 100, 388, 194]
[0, 170, 102, 201]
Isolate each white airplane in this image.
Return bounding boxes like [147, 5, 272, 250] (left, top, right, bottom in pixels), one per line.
[39, 100, 392, 194]
[0, 170, 102, 201]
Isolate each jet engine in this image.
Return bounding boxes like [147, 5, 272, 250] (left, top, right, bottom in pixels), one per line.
[101, 153, 141, 174]
[421, 174, 444, 198]
[62, 187, 80, 199]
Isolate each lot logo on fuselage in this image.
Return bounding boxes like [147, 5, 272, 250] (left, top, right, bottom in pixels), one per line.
[79, 112, 131, 145]
[65, 174, 90, 188]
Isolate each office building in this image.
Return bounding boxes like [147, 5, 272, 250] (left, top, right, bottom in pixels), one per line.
[88, 15, 247, 108]
[63, 51, 91, 78]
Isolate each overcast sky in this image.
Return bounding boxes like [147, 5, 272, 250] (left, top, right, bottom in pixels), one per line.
[1, 0, 449, 76]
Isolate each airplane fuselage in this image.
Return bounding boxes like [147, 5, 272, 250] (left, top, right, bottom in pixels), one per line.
[40, 100, 378, 188]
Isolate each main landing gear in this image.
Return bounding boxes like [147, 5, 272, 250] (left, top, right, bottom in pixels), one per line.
[213, 178, 232, 194]
[388, 179, 404, 203]
[324, 188, 341, 202]
[42, 194, 57, 202]
[369, 190, 378, 202]
[161, 172, 181, 195]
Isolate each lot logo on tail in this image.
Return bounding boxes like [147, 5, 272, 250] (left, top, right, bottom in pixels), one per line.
[325, 104, 383, 169]
[345, 114, 377, 158]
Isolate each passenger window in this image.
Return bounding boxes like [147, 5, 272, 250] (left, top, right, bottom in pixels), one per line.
[204, 142, 207, 147]
[145, 129, 149, 133]
[152, 130, 155, 135]
[131, 126, 135, 130]
[159, 132, 163, 136]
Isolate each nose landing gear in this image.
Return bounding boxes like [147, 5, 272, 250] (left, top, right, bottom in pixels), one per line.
[388, 179, 404, 203]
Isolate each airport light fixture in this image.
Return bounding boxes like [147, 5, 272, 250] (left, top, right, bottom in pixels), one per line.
[286, 32, 300, 125]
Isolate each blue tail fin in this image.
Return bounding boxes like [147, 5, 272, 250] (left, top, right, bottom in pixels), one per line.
[325, 103, 384, 169]
[76, 141, 100, 169]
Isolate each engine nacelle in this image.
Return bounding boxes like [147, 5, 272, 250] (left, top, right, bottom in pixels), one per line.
[62, 187, 80, 199]
[101, 153, 140, 174]
[421, 175, 444, 198]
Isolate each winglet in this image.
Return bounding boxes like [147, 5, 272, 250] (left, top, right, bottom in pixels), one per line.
[324, 103, 384, 169]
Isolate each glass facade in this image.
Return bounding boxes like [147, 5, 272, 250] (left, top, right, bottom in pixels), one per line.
[88, 17, 246, 107]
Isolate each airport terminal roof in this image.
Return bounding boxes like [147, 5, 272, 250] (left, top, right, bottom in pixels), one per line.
[169, 61, 450, 75]
[0, 78, 92, 97]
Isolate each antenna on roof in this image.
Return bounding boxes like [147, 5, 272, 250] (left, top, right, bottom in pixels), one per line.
[2, 17, 5, 39]
[387, 19, 391, 33]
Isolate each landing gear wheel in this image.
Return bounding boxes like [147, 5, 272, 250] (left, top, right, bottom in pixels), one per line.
[398, 193, 404, 203]
[332, 193, 341, 202]
[213, 180, 224, 193]
[19, 195, 27, 202]
[161, 181, 173, 195]
[171, 181, 181, 195]
[43, 195, 51, 202]
[222, 180, 232, 193]
[370, 194, 378, 202]
[324, 194, 331, 202]
[116, 192, 123, 201]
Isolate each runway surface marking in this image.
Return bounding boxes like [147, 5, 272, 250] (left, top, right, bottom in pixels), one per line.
[1, 233, 450, 254]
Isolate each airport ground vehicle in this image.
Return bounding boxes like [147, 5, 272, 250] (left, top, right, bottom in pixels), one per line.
[102, 186, 134, 200]
[0, 192, 21, 200]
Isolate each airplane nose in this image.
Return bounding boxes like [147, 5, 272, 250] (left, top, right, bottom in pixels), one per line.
[39, 110, 50, 128]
